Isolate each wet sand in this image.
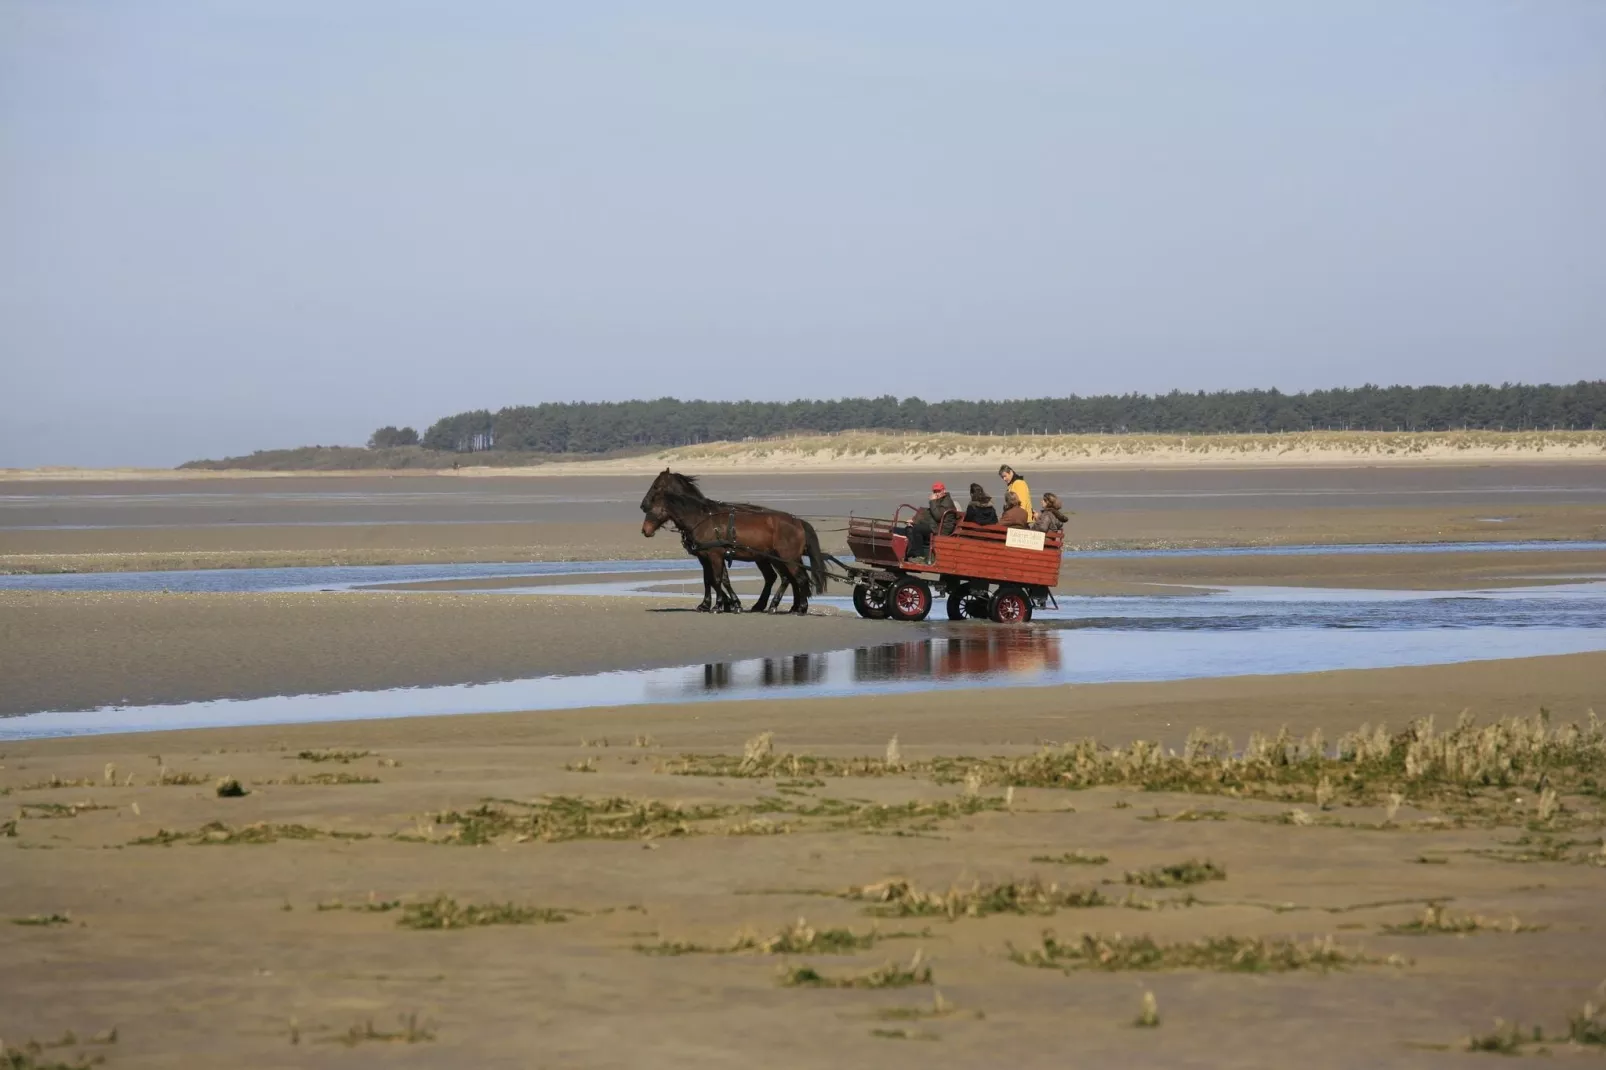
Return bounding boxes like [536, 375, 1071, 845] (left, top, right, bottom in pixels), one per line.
[4, 465, 1604, 575]
[5, 506, 1604, 575]
[4, 655, 1604, 1069]
[0, 591, 883, 716]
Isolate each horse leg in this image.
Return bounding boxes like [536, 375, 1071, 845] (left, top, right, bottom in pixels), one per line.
[710, 556, 742, 613]
[695, 553, 715, 612]
[768, 562, 794, 613]
[787, 560, 811, 614]
[752, 559, 776, 613]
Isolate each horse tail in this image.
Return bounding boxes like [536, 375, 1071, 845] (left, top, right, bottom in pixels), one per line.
[802, 519, 828, 594]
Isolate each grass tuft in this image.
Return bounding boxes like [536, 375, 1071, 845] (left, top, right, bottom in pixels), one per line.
[17, 776, 96, 791]
[1382, 903, 1543, 936]
[19, 802, 113, 820]
[328, 1013, 434, 1046]
[132, 821, 370, 846]
[1465, 1019, 1540, 1054]
[869, 1027, 937, 1041]
[1009, 930, 1383, 973]
[779, 950, 933, 989]
[289, 750, 372, 764]
[1031, 850, 1108, 866]
[665, 712, 1606, 831]
[848, 877, 1109, 919]
[1138, 808, 1229, 823]
[1134, 990, 1161, 1028]
[273, 772, 381, 786]
[1124, 859, 1226, 888]
[425, 796, 741, 845]
[214, 776, 247, 798]
[396, 896, 572, 929]
[637, 917, 922, 956]
[1569, 1002, 1606, 1046]
[10, 913, 72, 927]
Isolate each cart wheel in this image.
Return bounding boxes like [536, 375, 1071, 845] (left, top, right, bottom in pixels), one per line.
[890, 579, 933, 622]
[989, 585, 1033, 624]
[852, 583, 891, 620]
[946, 585, 990, 621]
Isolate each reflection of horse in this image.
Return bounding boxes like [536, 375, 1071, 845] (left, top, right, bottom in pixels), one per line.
[640, 469, 826, 614]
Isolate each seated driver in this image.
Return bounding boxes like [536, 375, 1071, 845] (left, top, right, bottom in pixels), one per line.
[904, 482, 956, 562]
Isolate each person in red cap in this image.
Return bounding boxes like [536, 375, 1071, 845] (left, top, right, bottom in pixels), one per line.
[904, 481, 957, 563]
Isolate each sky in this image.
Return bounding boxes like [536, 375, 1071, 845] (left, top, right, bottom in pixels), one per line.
[2, 1, 1603, 467]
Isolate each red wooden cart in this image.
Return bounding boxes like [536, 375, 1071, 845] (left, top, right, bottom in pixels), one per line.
[841, 505, 1062, 622]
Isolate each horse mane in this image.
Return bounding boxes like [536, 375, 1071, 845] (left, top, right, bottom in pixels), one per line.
[663, 486, 714, 514]
[666, 471, 706, 498]
[656, 470, 772, 518]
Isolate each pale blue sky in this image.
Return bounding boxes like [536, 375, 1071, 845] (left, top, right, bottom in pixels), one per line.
[3, 1, 1603, 466]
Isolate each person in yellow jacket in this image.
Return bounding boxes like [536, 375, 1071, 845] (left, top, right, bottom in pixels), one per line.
[998, 464, 1033, 523]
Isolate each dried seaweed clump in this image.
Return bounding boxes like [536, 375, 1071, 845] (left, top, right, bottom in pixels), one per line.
[427, 796, 740, 845]
[847, 877, 1108, 919]
[1009, 931, 1383, 974]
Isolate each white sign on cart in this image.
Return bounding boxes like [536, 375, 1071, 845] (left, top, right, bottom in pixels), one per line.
[1004, 528, 1046, 551]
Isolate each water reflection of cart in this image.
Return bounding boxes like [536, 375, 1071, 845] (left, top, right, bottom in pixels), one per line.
[854, 631, 1061, 680]
[840, 507, 1063, 623]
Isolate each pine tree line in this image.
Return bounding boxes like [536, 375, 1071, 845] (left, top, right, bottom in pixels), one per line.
[410, 381, 1606, 454]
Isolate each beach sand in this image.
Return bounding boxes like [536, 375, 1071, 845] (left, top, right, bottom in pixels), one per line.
[4, 655, 1604, 1068]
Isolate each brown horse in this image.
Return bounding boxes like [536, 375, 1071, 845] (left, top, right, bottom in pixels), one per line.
[639, 469, 826, 614]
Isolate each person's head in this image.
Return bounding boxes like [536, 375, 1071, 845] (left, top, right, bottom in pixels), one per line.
[968, 482, 988, 501]
[1042, 492, 1061, 511]
[1005, 490, 1020, 508]
[930, 481, 947, 500]
[998, 465, 1015, 481]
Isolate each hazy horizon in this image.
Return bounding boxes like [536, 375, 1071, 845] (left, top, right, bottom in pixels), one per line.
[4, 2, 1603, 468]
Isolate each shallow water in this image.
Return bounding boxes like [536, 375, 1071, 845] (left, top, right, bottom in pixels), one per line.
[5, 581, 1603, 740]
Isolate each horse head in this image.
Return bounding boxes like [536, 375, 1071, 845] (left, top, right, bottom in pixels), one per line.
[639, 468, 671, 514]
[640, 468, 678, 537]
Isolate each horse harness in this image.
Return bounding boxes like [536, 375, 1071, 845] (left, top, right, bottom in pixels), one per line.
[677, 505, 795, 570]
[673, 507, 739, 561]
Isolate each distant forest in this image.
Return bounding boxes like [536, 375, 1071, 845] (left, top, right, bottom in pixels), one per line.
[414, 382, 1606, 455]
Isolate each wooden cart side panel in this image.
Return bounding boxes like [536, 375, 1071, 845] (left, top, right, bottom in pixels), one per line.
[928, 535, 1062, 586]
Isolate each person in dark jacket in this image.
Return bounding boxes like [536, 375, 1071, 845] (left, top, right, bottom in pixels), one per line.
[999, 490, 1029, 527]
[962, 483, 997, 526]
[905, 482, 956, 562]
[1031, 492, 1070, 533]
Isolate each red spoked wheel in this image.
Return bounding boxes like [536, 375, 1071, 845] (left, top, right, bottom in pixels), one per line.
[988, 584, 1033, 624]
[889, 578, 933, 622]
